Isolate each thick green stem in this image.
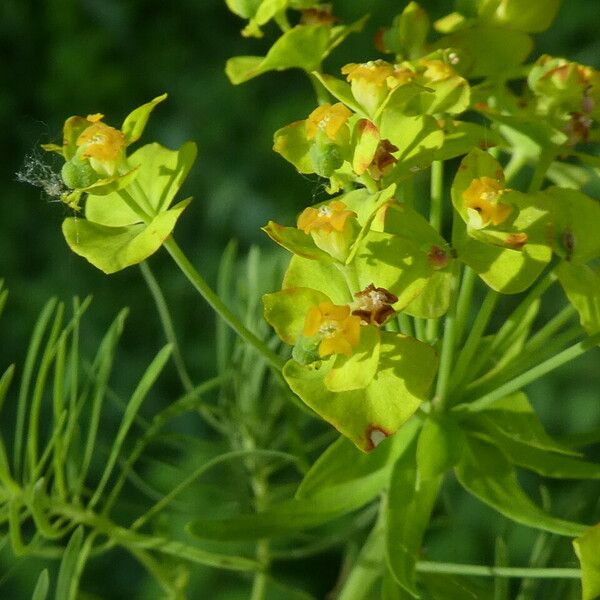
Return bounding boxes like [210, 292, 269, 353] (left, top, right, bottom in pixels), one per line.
[456, 333, 600, 413]
[163, 238, 284, 372]
[139, 262, 194, 393]
[416, 562, 580, 579]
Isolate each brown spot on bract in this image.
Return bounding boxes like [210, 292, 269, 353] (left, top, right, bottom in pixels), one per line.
[506, 233, 528, 249]
[365, 425, 391, 451]
[563, 229, 575, 260]
[359, 119, 378, 134]
[428, 245, 449, 269]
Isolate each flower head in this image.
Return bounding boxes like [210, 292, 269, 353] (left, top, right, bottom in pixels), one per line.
[463, 176, 512, 229]
[42, 95, 167, 202]
[420, 59, 456, 82]
[75, 115, 126, 175]
[305, 103, 353, 142]
[342, 60, 414, 88]
[303, 301, 362, 357]
[341, 60, 415, 115]
[297, 200, 356, 234]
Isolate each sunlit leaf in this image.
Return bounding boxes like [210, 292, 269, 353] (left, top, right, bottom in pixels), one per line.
[263, 287, 330, 344]
[284, 333, 437, 451]
[435, 26, 533, 78]
[262, 221, 333, 261]
[86, 142, 197, 226]
[226, 25, 330, 84]
[63, 199, 191, 274]
[121, 93, 168, 145]
[283, 255, 352, 305]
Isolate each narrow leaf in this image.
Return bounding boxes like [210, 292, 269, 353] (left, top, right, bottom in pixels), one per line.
[55, 526, 83, 600]
[455, 436, 587, 537]
[386, 444, 441, 597]
[31, 569, 50, 600]
[89, 344, 172, 509]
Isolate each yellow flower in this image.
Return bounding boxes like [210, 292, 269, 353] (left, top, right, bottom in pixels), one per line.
[420, 59, 456, 82]
[305, 103, 352, 141]
[303, 302, 362, 357]
[75, 114, 126, 176]
[297, 200, 356, 234]
[341, 60, 415, 115]
[342, 60, 414, 89]
[463, 176, 512, 229]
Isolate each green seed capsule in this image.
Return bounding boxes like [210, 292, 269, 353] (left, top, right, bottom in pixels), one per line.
[310, 143, 343, 178]
[292, 335, 321, 365]
[61, 156, 99, 190]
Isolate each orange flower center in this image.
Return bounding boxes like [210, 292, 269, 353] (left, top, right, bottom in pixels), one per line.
[462, 176, 512, 229]
[303, 302, 362, 357]
[306, 102, 352, 141]
[76, 119, 126, 163]
[297, 200, 356, 235]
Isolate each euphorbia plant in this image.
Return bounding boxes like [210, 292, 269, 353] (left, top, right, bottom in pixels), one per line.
[14, 0, 600, 598]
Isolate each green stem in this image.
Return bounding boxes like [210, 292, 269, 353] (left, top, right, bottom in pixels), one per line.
[163, 238, 284, 372]
[503, 152, 527, 185]
[470, 271, 557, 378]
[139, 262, 194, 393]
[54, 503, 260, 572]
[449, 288, 498, 396]
[525, 305, 577, 353]
[416, 562, 580, 579]
[414, 317, 426, 341]
[433, 265, 462, 413]
[426, 161, 444, 342]
[401, 176, 416, 208]
[465, 324, 584, 401]
[429, 160, 444, 233]
[456, 333, 600, 413]
[453, 266, 477, 351]
[398, 313, 415, 338]
[528, 149, 556, 193]
[309, 71, 330, 105]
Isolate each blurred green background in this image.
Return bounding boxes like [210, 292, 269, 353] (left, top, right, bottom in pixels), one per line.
[1, 0, 600, 598]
